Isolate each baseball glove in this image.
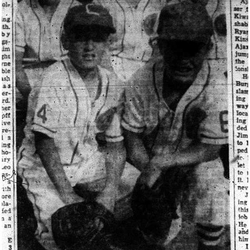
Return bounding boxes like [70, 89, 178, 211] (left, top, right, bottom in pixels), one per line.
[131, 167, 187, 244]
[51, 201, 115, 250]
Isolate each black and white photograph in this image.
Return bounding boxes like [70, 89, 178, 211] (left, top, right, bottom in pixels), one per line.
[0, 0, 249, 250]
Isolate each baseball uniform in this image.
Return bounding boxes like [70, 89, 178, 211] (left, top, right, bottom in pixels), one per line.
[15, 0, 81, 147]
[93, 0, 166, 81]
[15, 0, 82, 63]
[207, 0, 227, 60]
[18, 58, 139, 250]
[122, 58, 229, 246]
[15, 0, 81, 107]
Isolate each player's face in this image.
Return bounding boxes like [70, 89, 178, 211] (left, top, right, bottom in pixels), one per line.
[160, 40, 209, 86]
[68, 28, 109, 70]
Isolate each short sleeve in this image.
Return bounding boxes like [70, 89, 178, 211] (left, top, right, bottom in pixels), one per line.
[121, 83, 145, 133]
[15, 6, 25, 53]
[105, 112, 123, 142]
[32, 86, 61, 138]
[198, 87, 228, 145]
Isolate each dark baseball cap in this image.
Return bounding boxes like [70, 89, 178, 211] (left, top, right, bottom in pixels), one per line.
[157, 2, 213, 43]
[64, 4, 116, 36]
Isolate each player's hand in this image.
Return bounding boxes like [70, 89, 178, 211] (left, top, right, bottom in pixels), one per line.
[137, 165, 162, 188]
[149, 153, 176, 171]
[137, 154, 177, 188]
[96, 186, 117, 212]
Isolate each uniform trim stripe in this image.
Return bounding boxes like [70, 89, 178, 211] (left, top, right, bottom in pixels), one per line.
[32, 123, 57, 134]
[197, 223, 224, 232]
[197, 228, 224, 238]
[143, 0, 151, 13]
[198, 238, 221, 246]
[197, 232, 223, 241]
[115, 0, 125, 55]
[121, 121, 144, 134]
[197, 224, 224, 246]
[70, 141, 79, 165]
[105, 135, 122, 139]
[106, 136, 123, 143]
[30, 0, 42, 61]
[122, 118, 145, 130]
[200, 134, 228, 140]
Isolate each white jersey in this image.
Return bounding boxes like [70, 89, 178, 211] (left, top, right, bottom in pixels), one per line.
[94, 0, 166, 80]
[19, 58, 124, 177]
[18, 59, 126, 249]
[122, 58, 228, 153]
[15, 0, 80, 61]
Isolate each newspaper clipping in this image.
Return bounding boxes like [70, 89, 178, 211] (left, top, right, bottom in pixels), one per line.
[0, 0, 249, 250]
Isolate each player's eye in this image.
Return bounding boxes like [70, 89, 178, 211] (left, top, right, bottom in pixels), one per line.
[89, 33, 109, 42]
[71, 33, 108, 43]
[163, 40, 206, 57]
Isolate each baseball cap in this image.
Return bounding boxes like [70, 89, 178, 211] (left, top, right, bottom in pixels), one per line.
[157, 2, 213, 43]
[64, 4, 116, 36]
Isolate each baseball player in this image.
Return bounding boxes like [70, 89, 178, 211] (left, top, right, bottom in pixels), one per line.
[17, 4, 140, 250]
[15, 0, 82, 148]
[122, 2, 229, 250]
[16, 1, 80, 249]
[89, 0, 166, 81]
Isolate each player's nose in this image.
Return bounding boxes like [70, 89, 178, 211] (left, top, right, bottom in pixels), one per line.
[84, 39, 95, 51]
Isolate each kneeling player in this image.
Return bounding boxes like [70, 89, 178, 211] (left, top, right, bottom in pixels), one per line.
[18, 4, 129, 250]
[122, 2, 229, 250]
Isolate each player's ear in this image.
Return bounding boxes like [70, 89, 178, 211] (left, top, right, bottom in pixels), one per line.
[61, 32, 70, 50]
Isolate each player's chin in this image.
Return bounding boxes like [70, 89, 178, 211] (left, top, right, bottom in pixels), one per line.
[172, 71, 196, 86]
[80, 60, 98, 70]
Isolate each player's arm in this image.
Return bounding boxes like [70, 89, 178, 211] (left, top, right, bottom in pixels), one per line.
[32, 84, 83, 204]
[144, 142, 223, 188]
[95, 106, 126, 211]
[15, 50, 31, 100]
[152, 141, 222, 170]
[15, 7, 31, 101]
[97, 140, 126, 212]
[124, 129, 149, 172]
[122, 79, 149, 171]
[149, 102, 228, 186]
[35, 132, 83, 204]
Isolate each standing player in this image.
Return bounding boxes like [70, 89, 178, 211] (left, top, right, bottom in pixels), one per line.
[15, 0, 82, 97]
[15, 0, 82, 148]
[122, 2, 229, 250]
[18, 4, 131, 250]
[91, 0, 166, 81]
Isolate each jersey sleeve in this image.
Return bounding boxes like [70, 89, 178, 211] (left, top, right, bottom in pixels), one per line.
[121, 82, 146, 134]
[105, 111, 123, 142]
[198, 87, 228, 145]
[15, 5, 26, 53]
[32, 85, 61, 138]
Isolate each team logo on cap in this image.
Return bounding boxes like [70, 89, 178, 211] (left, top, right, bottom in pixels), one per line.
[86, 4, 100, 16]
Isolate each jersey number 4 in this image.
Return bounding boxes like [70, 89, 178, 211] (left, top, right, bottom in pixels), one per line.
[37, 104, 47, 124]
